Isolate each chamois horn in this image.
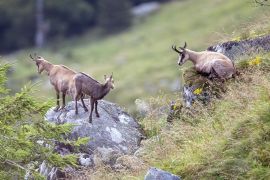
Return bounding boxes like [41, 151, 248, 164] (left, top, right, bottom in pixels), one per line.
[172, 45, 181, 53]
[179, 42, 187, 50]
[29, 54, 35, 61]
[29, 53, 38, 61]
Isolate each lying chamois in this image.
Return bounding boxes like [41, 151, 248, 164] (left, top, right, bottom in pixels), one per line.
[30, 54, 88, 112]
[172, 42, 235, 79]
[72, 72, 114, 123]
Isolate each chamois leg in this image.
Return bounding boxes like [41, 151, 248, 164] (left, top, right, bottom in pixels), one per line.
[59, 93, 66, 110]
[208, 67, 218, 80]
[89, 98, 95, 123]
[95, 101, 100, 118]
[54, 92, 60, 111]
[75, 98, 78, 115]
[81, 94, 88, 112]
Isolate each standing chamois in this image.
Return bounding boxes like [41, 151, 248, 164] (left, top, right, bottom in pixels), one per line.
[30, 54, 88, 112]
[71, 72, 114, 123]
[172, 42, 236, 79]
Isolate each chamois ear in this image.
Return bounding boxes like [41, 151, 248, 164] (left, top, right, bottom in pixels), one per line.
[110, 72, 113, 79]
[104, 75, 107, 80]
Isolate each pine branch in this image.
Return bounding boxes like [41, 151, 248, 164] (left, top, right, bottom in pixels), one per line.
[0, 155, 26, 171]
[4, 159, 26, 170]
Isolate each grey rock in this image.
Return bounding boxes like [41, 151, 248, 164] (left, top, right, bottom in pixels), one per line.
[207, 34, 270, 61]
[144, 167, 181, 180]
[93, 147, 121, 165]
[78, 153, 93, 167]
[182, 84, 211, 108]
[39, 161, 66, 180]
[45, 99, 143, 166]
[183, 85, 196, 108]
[131, 2, 160, 17]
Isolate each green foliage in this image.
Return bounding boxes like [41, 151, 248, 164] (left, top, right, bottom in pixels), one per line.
[0, 1, 35, 52]
[0, 0, 95, 52]
[0, 0, 160, 52]
[45, 0, 94, 37]
[74, 137, 90, 147]
[0, 64, 85, 179]
[97, 0, 132, 33]
[0, 64, 9, 94]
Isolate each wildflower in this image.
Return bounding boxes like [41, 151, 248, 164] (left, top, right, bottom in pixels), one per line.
[232, 36, 241, 42]
[249, 30, 257, 37]
[248, 56, 262, 66]
[173, 102, 182, 110]
[193, 88, 203, 95]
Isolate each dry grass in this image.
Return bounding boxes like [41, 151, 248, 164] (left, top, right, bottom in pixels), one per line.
[67, 55, 270, 179]
[137, 55, 270, 179]
[214, 12, 270, 42]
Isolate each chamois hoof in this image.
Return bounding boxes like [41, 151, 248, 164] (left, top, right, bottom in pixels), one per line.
[53, 106, 60, 112]
[75, 111, 78, 115]
[58, 106, 67, 111]
[96, 114, 100, 118]
[84, 108, 88, 112]
[89, 119, 92, 124]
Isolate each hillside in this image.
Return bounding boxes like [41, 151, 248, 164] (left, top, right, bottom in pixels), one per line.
[1, 0, 270, 179]
[70, 53, 270, 179]
[4, 0, 270, 114]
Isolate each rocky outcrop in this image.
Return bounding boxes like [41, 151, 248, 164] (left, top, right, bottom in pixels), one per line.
[144, 167, 181, 180]
[42, 99, 143, 179]
[207, 35, 270, 61]
[180, 35, 270, 108]
[45, 100, 142, 159]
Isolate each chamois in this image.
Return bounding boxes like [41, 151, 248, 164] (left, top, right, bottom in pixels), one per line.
[71, 72, 114, 123]
[29, 54, 88, 112]
[172, 42, 235, 79]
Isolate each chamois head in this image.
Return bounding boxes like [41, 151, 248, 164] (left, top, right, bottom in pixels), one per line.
[29, 53, 47, 74]
[172, 42, 189, 66]
[104, 74, 115, 89]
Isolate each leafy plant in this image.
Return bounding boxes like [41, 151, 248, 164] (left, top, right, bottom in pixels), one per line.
[0, 63, 87, 179]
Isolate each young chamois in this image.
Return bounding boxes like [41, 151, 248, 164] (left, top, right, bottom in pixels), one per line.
[71, 72, 114, 123]
[172, 42, 236, 79]
[30, 54, 88, 112]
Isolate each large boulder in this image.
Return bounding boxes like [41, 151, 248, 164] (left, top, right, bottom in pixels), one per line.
[45, 99, 143, 166]
[144, 167, 181, 180]
[207, 34, 270, 61]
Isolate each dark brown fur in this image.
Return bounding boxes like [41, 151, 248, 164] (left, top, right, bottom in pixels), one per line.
[71, 72, 114, 123]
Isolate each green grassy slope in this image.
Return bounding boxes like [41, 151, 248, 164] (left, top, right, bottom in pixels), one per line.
[137, 56, 270, 179]
[4, 0, 269, 113]
[72, 56, 270, 179]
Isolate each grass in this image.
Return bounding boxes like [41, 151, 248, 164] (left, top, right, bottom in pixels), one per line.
[1, 0, 270, 179]
[69, 54, 270, 179]
[2, 0, 270, 114]
[136, 54, 270, 179]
